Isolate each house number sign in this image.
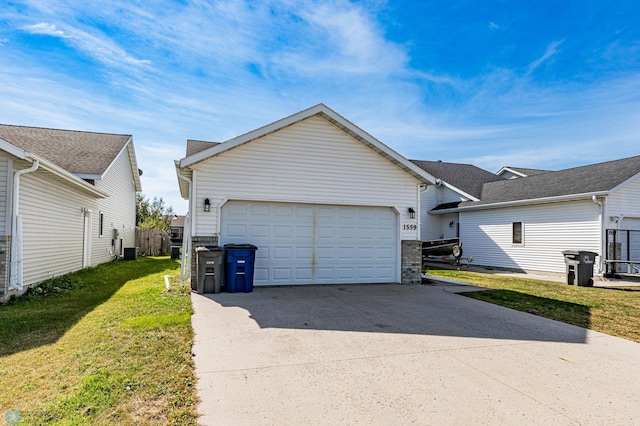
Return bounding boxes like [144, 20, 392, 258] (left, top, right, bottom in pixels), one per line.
[403, 224, 417, 231]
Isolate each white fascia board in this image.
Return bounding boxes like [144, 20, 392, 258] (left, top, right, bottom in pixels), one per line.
[101, 137, 142, 192]
[179, 103, 437, 186]
[496, 166, 526, 178]
[608, 171, 640, 196]
[429, 191, 609, 214]
[0, 139, 107, 198]
[440, 181, 479, 202]
[175, 160, 191, 199]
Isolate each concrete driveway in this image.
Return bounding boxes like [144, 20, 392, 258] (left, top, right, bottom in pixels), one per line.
[191, 283, 640, 425]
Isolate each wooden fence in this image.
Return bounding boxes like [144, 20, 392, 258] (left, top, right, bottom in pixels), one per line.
[135, 228, 171, 256]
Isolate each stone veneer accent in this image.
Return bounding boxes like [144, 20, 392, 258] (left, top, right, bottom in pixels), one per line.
[401, 240, 422, 285]
[190, 235, 219, 288]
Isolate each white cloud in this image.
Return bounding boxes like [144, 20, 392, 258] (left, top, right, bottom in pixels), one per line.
[21, 22, 66, 36]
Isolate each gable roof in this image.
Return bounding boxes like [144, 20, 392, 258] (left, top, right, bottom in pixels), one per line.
[454, 155, 640, 210]
[176, 104, 437, 198]
[497, 166, 551, 178]
[410, 159, 505, 200]
[186, 139, 220, 157]
[0, 124, 142, 192]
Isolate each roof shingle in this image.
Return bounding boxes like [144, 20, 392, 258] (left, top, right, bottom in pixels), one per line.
[0, 124, 130, 176]
[465, 155, 640, 206]
[410, 159, 505, 199]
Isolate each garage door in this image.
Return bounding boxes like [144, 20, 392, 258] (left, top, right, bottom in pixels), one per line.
[220, 201, 398, 285]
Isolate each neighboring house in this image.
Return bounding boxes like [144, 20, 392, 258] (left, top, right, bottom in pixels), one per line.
[497, 166, 551, 179]
[0, 124, 142, 301]
[175, 104, 437, 286]
[410, 160, 504, 241]
[432, 155, 640, 275]
[169, 215, 186, 244]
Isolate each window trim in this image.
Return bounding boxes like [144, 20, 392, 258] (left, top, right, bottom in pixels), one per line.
[99, 212, 104, 237]
[512, 221, 523, 245]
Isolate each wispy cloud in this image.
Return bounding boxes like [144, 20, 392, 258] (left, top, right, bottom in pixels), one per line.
[527, 39, 565, 75]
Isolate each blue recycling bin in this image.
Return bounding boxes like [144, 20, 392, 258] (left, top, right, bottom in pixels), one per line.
[224, 244, 258, 293]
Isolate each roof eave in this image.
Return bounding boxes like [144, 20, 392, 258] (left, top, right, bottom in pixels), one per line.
[175, 160, 191, 199]
[430, 191, 609, 214]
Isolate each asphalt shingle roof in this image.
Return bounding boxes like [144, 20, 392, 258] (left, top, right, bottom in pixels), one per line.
[186, 139, 219, 157]
[0, 124, 130, 176]
[410, 159, 505, 199]
[503, 166, 551, 177]
[465, 155, 640, 207]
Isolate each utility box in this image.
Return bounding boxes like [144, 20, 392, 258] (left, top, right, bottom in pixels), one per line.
[562, 250, 598, 286]
[123, 247, 138, 261]
[224, 244, 258, 293]
[171, 246, 181, 260]
[196, 246, 224, 294]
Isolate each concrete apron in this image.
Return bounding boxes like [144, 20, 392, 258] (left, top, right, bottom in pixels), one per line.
[191, 284, 640, 425]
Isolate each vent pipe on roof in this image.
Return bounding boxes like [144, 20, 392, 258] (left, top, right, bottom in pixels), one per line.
[9, 158, 40, 291]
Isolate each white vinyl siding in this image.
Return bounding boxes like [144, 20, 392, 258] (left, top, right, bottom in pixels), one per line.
[461, 200, 601, 273]
[420, 185, 466, 241]
[192, 116, 420, 240]
[0, 153, 11, 235]
[18, 165, 98, 284]
[606, 174, 640, 230]
[93, 145, 137, 264]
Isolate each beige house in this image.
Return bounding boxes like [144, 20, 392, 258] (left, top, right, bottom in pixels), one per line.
[0, 124, 142, 301]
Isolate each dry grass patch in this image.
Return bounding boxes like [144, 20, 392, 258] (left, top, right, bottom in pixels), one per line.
[0, 257, 198, 425]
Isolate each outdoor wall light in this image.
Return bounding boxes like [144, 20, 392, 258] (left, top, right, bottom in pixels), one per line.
[204, 198, 211, 212]
[449, 221, 455, 228]
[408, 207, 416, 219]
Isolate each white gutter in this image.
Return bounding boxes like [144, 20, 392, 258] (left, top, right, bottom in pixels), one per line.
[9, 158, 40, 290]
[176, 170, 192, 281]
[429, 191, 610, 214]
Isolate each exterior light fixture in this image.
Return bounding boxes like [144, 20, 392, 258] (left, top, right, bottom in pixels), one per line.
[204, 198, 211, 212]
[408, 207, 416, 219]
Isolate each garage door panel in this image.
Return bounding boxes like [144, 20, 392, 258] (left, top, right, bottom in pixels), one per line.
[220, 201, 397, 285]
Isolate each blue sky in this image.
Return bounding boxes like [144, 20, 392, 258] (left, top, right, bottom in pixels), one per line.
[1, 0, 639, 213]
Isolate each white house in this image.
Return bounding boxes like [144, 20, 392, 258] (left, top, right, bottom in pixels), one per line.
[0, 124, 142, 301]
[432, 155, 640, 276]
[175, 104, 437, 286]
[410, 160, 505, 242]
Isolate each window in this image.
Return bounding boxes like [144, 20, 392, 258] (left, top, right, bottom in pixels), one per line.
[99, 212, 104, 237]
[512, 221, 523, 244]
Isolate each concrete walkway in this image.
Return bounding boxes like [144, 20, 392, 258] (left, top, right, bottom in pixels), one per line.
[191, 284, 640, 425]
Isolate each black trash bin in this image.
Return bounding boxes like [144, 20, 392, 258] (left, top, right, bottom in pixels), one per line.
[562, 250, 598, 286]
[171, 246, 181, 260]
[195, 246, 224, 294]
[224, 244, 258, 293]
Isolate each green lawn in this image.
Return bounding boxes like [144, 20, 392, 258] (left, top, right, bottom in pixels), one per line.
[426, 268, 640, 343]
[0, 257, 198, 425]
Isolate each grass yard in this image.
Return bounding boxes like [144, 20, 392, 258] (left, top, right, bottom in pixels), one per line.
[0, 256, 198, 425]
[427, 268, 640, 343]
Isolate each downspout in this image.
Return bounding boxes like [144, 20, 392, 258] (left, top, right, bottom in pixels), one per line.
[177, 171, 192, 281]
[592, 195, 604, 275]
[9, 158, 40, 290]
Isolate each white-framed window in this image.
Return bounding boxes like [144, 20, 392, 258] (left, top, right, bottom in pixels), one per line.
[99, 212, 104, 237]
[512, 221, 523, 244]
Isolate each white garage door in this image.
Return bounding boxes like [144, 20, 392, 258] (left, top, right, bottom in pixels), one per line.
[220, 201, 398, 285]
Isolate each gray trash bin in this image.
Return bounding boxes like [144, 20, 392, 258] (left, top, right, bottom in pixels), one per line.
[196, 246, 224, 294]
[562, 250, 598, 286]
